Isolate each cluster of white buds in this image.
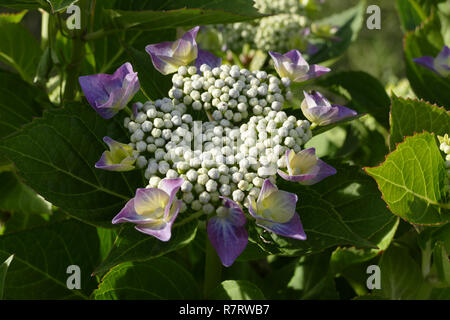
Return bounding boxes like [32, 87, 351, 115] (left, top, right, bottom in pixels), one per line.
[254, 0, 304, 15]
[216, 22, 257, 52]
[438, 134, 450, 195]
[124, 69, 313, 214]
[169, 64, 293, 125]
[255, 14, 308, 52]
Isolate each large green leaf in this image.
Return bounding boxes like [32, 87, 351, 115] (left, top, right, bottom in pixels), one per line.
[211, 280, 265, 300]
[248, 163, 396, 256]
[104, 0, 263, 31]
[0, 103, 144, 228]
[380, 243, 432, 299]
[93, 257, 200, 299]
[0, 0, 77, 12]
[0, 254, 13, 300]
[389, 95, 450, 149]
[315, 71, 391, 129]
[93, 218, 198, 275]
[0, 0, 42, 9]
[0, 71, 48, 140]
[0, 10, 27, 24]
[396, 0, 427, 32]
[0, 22, 42, 83]
[404, 14, 450, 107]
[0, 171, 51, 215]
[0, 219, 113, 299]
[308, 1, 365, 64]
[366, 132, 449, 225]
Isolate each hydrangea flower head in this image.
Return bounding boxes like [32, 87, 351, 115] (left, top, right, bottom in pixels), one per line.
[413, 45, 450, 77]
[301, 90, 357, 126]
[112, 178, 184, 241]
[269, 49, 330, 82]
[79, 62, 139, 119]
[278, 148, 336, 184]
[248, 179, 306, 240]
[95, 136, 138, 172]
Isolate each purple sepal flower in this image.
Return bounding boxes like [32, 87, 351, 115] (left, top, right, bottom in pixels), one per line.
[79, 62, 139, 119]
[112, 178, 184, 242]
[278, 148, 336, 185]
[95, 136, 137, 172]
[268, 49, 330, 82]
[195, 49, 222, 71]
[248, 180, 306, 240]
[301, 90, 357, 126]
[413, 45, 450, 77]
[207, 197, 248, 267]
[146, 26, 200, 75]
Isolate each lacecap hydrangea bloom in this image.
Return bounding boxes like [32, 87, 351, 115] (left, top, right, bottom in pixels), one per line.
[82, 25, 358, 267]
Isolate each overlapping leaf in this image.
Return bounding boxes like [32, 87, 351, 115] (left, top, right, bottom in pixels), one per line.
[0, 103, 144, 228]
[366, 132, 449, 225]
[389, 95, 450, 148]
[93, 257, 200, 299]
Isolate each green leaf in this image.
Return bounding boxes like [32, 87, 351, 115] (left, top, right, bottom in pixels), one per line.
[0, 254, 13, 300]
[126, 46, 172, 100]
[404, 13, 450, 107]
[0, 22, 42, 82]
[0, 171, 51, 215]
[365, 132, 449, 225]
[0, 1, 42, 9]
[104, 0, 263, 31]
[0, 10, 27, 24]
[93, 257, 200, 299]
[249, 163, 395, 256]
[211, 280, 265, 300]
[389, 95, 450, 149]
[315, 71, 391, 129]
[396, 0, 427, 32]
[46, 0, 78, 13]
[309, 1, 365, 64]
[380, 243, 432, 299]
[0, 102, 144, 228]
[434, 241, 450, 285]
[0, 71, 48, 140]
[93, 218, 198, 275]
[0, 219, 113, 299]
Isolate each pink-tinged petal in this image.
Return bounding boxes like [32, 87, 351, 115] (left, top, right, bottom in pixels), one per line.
[260, 190, 297, 223]
[333, 104, 358, 122]
[257, 179, 278, 203]
[145, 27, 199, 75]
[95, 136, 136, 171]
[305, 64, 331, 80]
[284, 49, 305, 65]
[158, 178, 184, 219]
[195, 49, 222, 71]
[299, 159, 336, 185]
[94, 152, 135, 172]
[301, 91, 357, 125]
[413, 56, 435, 72]
[79, 62, 139, 119]
[220, 196, 246, 226]
[277, 169, 317, 182]
[256, 212, 307, 240]
[112, 198, 159, 225]
[134, 188, 169, 217]
[207, 217, 248, 267]
[135, 200, 182, 242]
[207, 197, 248, 267]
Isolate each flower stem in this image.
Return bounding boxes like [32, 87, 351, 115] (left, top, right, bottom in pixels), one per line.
[203, 233, 222, 299]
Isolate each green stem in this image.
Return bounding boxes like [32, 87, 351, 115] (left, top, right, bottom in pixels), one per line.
[203, 234, 222, 299]
[40, 9, 49, 50]
[63, 0, 88, 102]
